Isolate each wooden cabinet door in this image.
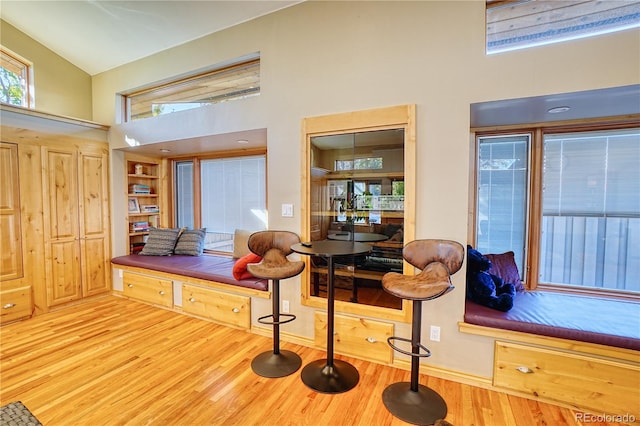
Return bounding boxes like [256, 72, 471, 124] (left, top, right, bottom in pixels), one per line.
[78, 147, 111, 296]
[0, 142, 23, 282]
[42, 146, 82, 306]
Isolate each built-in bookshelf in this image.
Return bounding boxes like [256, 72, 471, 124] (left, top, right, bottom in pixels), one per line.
[126, 156, 161, 254]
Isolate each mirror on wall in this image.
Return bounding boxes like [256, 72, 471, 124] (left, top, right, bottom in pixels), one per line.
[301, 105, 415, 322]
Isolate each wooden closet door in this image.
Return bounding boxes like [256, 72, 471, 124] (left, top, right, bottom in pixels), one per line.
[0, 142, 23, 282]
[78, 147, 111, 296]
[42, 146, 82, 306]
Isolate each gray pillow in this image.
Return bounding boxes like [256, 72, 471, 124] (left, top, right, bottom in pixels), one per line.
[140, 227, 182, 256]
[174, 228, 207, 256]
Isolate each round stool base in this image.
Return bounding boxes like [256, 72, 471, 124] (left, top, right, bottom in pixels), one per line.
[382, 382, 447, 425]
[251, 350, 302, 378]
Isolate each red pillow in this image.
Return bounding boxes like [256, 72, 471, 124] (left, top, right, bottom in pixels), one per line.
[484, 251, 525, 292]
[232, 253, 262, 280]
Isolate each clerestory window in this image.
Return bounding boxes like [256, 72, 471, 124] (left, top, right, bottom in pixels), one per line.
[486, 0, 640, 54]
[123, 57, 260, 122]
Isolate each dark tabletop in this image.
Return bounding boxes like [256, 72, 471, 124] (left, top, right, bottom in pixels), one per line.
[327, 232, 389, 242]
[291, 240, 372, 257]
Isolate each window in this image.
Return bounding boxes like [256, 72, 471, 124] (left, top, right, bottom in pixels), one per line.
[335, 157, 383, 171]
[174, 154, 267, 254]
[540, 129, 639, 292]
[476, 134, 530, 275]
[124, 58, 260, 122]
[475, 126, 640, 296]
[1, 47, 32, 107]
[475, 128, 640, 294]
[486, 0, 640, 54]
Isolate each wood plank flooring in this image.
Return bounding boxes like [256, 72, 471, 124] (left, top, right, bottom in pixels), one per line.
[0, 297, 630, 426]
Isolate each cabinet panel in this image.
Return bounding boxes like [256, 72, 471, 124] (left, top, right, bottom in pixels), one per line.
[42, 147, 82, 306]
[0, 286, 32, 323]
[494, 341, 640, 418]
[314, 311, 394, 363]
[79, 148, 111, 296]
[182, 284, 250, 329]
[123, 272, 173, 308]
[0, 142, 23, 281]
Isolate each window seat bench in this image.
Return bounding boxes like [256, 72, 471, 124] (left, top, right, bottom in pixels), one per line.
[461, 291, 639, 419]
[111, 254, 268, 330]
[111, 254, 268, 292]
[463, 291, 640, 351]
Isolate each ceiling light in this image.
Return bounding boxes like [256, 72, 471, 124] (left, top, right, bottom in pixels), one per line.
[237, 139, 249, 144]
[160, 149, 171, 153]
[547, 106, 571, 114]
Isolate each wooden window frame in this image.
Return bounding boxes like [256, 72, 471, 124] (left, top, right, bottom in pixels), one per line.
[471, 116, 640, 300]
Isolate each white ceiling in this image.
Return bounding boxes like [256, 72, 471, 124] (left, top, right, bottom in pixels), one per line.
[0, 0, 302, 76]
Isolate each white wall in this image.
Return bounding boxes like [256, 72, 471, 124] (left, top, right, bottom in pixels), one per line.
[93, 1, 640, 378]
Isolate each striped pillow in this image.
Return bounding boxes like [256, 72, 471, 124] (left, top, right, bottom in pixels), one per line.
[140, 227, 182, 256]
[174, 228, 207, 256]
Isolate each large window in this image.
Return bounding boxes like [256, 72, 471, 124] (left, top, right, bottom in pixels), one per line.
[475, 127, 640, 296]
[175, 154, 267, 254]
[1, 47, 32, 108]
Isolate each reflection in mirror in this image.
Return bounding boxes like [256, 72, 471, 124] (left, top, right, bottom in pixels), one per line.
[309, 129, 405, 310]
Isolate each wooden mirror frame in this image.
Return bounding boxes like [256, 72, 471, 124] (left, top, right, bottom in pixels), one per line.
[300, 104, 415, 322]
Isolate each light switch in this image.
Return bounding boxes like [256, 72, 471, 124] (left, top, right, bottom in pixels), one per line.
[281, 203, 294, 217]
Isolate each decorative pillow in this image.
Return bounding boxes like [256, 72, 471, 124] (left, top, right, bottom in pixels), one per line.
[484, 251, 525, 292]
[232, 253, 262, 280]
[140, 227, 182, 256]
[233, 229, 253, 259]
[174, 228, 206, 256]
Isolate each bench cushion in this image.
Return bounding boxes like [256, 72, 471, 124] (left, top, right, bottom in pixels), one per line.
[465, 291, 640, 351]
[111, 254, 268, 291]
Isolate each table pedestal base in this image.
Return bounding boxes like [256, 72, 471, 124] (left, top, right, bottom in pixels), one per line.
[382, 382, 447, 425]
[300, 359, 359, 394]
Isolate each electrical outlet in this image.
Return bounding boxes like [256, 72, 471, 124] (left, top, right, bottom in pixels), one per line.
[282, 300, 290, 313]
[430, 325, 441, 342]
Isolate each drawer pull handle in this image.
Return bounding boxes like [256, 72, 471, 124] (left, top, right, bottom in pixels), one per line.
[189, 297, 196, 303]
[159, 291, 165, 296]
[516, 366, 534, 374]
[3, 303, 16, 309]
[128, 284, 134, 288]
[366, 337, 377, 343]
[232, 307, 240, 313]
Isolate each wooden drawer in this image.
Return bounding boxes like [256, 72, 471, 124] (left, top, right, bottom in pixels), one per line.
[494, 341, 640, 418]
[122, 272, 173, 308]
[182, 284, 250, 330]
[0, 286, 32, 323]
[314, 312, 394, 364]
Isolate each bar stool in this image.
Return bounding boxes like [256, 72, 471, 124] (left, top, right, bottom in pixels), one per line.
[381, 239, 464, 425]
[247, 231, 305, 378]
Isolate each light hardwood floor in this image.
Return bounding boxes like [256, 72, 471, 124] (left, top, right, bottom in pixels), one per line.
[0, 297, 630, 426]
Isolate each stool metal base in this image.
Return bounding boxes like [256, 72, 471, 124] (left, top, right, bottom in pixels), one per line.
[301, 359, 359, 394]
[382, 382, 447, 425]
[251, 350, 302, 378]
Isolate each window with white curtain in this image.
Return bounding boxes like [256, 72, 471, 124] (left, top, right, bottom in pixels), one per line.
[174, 154, 267, 254]
[540, 129, 640, 291]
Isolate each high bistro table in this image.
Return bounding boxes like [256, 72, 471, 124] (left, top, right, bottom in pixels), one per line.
[327, 232, 389, 243]
[291, 240, 372, 394]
